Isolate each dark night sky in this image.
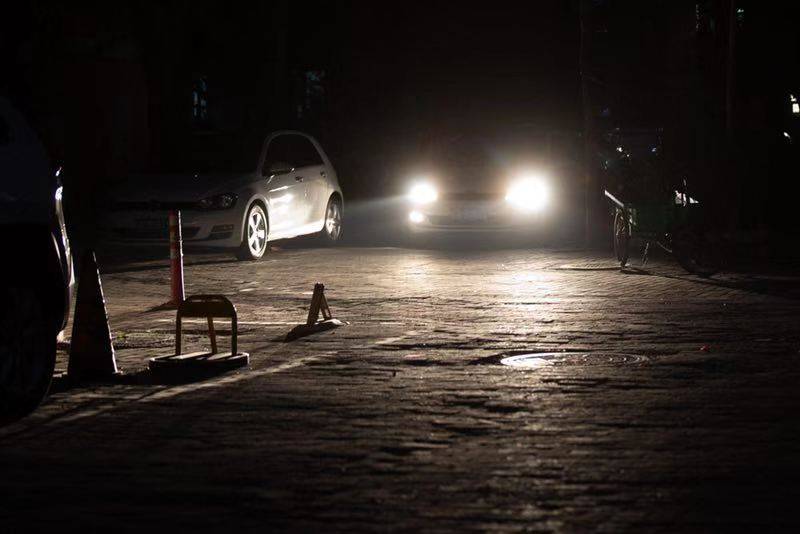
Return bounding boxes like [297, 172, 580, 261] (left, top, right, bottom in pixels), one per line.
[0, 1, 581, 155]
[0, 1, 581, 130]
[2, 1, 798, 230]
[326, 1, 581, 131]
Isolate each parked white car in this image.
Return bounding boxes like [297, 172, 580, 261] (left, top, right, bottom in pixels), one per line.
[108, 131, 343, 260]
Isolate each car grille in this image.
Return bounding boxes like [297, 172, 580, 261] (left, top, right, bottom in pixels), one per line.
[425, 215, 508, 227]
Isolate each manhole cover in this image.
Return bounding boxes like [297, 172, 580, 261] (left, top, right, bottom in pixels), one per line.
[500, 352, 646, 368]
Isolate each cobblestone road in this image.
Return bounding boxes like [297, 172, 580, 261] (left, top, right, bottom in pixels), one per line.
[2, 246, 800, 531]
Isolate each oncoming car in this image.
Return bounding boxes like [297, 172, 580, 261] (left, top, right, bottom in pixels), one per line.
[403, 129, 579, 239]
[108, 131, 343, 260]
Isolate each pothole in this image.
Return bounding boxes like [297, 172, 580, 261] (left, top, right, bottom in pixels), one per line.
[481, 352, 648, 368]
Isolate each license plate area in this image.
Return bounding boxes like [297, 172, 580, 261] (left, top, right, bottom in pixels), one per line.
[457, 206, 488, 222]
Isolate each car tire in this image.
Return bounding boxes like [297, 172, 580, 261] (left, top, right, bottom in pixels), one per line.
[673, 228, 719, 277]
[0, 287, 56, 424]
[319, 195, 343, 244]
[236, 203, 269, 261]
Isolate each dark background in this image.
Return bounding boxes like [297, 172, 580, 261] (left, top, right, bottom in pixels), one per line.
[2, 1, 798, 254]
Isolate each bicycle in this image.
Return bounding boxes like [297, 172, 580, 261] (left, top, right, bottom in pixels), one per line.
[604, 185, 718, 276]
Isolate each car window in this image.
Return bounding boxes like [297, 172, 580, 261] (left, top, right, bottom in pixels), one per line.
[0, 104, 53, 201]
[265, 135, 295, 171]
[265, 134, 323, 172]
[294, 136, 323, 167]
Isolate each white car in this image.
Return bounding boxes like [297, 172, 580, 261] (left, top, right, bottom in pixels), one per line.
[108, 130, 343, 260]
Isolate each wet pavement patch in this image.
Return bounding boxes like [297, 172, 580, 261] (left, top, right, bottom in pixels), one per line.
[472, 352, 648, 368]
[554, 262, 620, 271]
[501, 353, 557, 368]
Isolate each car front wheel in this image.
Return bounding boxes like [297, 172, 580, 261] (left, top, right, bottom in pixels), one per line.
[236, 203, 269, 261]
[0, 287, 56, 423]
[320, 196, 343, 244]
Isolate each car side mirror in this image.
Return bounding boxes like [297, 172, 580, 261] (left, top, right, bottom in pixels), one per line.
[265, 162, 294, 177]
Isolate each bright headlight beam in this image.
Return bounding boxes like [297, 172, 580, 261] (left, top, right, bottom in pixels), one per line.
[409, 210, 425, 223]
[408, 182, 438, 204]
[506, 176, 549, 212]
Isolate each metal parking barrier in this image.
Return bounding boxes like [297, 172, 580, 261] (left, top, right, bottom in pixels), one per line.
[149, 294, 249, 382]
[286, 283, 346, 341]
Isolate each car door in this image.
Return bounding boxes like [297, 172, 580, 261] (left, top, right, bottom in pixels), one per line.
[291, 135, 329, 229]
[261, 134, 306, 237]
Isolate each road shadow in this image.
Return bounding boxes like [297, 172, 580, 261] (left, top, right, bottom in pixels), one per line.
[49, 368, 154, 394]
[102, 256, 240, 275]
[49, 362, 253, 393]
[621, 266, 651, 275]
[646, 270, 800, 300]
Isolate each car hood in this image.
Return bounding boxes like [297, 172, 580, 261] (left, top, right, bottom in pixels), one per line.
[419, 160, 562, 197]
[430, 165, 510, 196]
[112, 172, 253, 203]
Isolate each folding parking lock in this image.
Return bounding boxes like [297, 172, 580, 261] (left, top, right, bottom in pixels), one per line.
[149, 295, 249, 382]
[286, 283, 345, 341]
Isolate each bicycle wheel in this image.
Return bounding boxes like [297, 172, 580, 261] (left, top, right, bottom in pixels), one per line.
[673, 229, 718, 277]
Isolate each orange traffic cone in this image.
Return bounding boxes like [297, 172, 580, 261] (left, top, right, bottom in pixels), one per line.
[68, 250, 119, 380]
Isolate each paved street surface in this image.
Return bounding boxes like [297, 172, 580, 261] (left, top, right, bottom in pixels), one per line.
[2, 245, 800, 531]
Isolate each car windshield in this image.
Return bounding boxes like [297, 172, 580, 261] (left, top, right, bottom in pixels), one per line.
[430, 131, 548, 170]
[141, 134, 264, 174]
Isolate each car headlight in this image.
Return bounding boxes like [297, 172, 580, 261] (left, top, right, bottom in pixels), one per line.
[505, 176, 549, 212]
[408, 210, 425, 224]
[408, 182, 438, 205]
[196, 193, 238, 210]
